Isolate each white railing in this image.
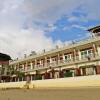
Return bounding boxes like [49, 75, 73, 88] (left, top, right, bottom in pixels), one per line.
[19, 54, 100, 72]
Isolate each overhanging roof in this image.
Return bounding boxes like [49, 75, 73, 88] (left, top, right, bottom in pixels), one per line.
[88, 25, 100, 33]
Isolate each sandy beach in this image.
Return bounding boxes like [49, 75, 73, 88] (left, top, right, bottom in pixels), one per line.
[0, 87, 100, 100]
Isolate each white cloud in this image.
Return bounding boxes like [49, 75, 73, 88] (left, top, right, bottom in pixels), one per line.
[21, 0, 82, 24]
[67, 15, 88, 23]
[67, 16, 79, 22]
[71, 24, 87, 30]
[82, 0, 100, 20]
[0, 28, 54, 58]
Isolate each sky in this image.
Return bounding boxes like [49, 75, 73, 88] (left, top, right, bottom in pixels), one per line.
[0, 0, 100, 58]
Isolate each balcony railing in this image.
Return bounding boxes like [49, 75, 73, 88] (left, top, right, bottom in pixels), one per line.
[19, 53, 100, 72]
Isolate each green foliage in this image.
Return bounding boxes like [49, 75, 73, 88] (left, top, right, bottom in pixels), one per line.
[11, 70, 24, 78]
[35, 74, 42, 80]
[64, 71, 73, 77]
[17, 71, 25, 78]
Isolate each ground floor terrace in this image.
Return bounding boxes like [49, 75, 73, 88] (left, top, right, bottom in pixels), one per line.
[1, 64, 100, 83]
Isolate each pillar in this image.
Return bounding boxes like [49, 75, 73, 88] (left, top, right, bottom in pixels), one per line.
[93, 43, 98, 57]
[57, 53, 60, 64]
[72, 70, 75, 77]
[34, 59, 37, 69]
[93, 67, 96, 75]
[39, 60, 41, 67]
[30, 62, 33, 70]
[63, 54, 65, 62]
[54, 71, 59, 78]
[50, 57, 52, 63]
[30, 75, 33, 81]
[45, 56, 47, 67]
[80, 68, 83, 76]
[73, 49, 76, 61]
[97, 45, 100, 56]
[78, 50, 81, 60]
[26, 75, 31, 83]
[25, 62, 28, 71]
[15, 77, 16, 82]
[22, 77, 24, 81]
[18, 63, 20, 71]
[22, 64, 24, 71]
[17, 77, 19, 82]
[42, 74, 45, 80]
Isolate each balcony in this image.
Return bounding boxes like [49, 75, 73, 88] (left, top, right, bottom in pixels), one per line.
[19, 53, 100, 73]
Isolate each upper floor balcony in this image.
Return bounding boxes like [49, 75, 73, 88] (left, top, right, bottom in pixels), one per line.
[20, 53, 100, 73]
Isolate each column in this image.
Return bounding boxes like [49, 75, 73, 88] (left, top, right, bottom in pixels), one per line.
[26, 75, 31, 83]
[17, 77, 19, 82]
[30, 75, 33, 81]
[97, 45, 100, 56]
[30, 62, 33, 70]
[93, 67, 96, 75]
[42, 74, 45, 80]
[78, 50, 81, 60]
[63, 54, 65, 62]
[73, 49, 76, 61]
[25, 62, 28, 71]
[15, 77, 17, 82]
[23, 63, 25, 71]
[57, 53, 60, 64]
[80, 68, 83, 76]
[49, 57, 52, 67]
[35, 59, 37, 69]
[22, 64, 24, 71]
[45, 56, 47, 67]
[93, 43, 98, 57]
[54, 71, 59, 78]
[50, 57, 52, 63]
[72, 70, 75, 77]
[18, 63, 20, 71]
[40, 60, 42, 67]
[22, 77, 24, 81]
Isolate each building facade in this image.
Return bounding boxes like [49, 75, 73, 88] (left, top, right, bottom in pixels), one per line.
[9, 26, 100, 82]
[0, 53, 11, 82]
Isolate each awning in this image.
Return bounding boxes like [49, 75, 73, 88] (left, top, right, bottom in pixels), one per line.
[11, 75, 17, 77]
[29, 71, 36, 75]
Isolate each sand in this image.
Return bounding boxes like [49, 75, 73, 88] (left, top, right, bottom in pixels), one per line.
[0, 87, 100, 100]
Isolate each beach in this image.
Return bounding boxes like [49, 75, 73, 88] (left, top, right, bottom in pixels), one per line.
[0, 87, 100, 100]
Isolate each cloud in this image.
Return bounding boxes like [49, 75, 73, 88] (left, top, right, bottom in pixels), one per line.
[67, 16, 79, 22]
[81, 0, 100, 20]
[71, 24, 87, 30]
[0, 28, 55, 58]
[21, 0, 100, 24]
[21, 0, 82, 25]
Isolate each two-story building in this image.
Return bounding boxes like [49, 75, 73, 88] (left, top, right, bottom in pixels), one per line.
[9, 26, 100, 82]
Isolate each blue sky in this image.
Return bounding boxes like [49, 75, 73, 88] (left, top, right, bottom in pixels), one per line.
[48, 16, 100, 42]
[46, 6, 100, 41]
[0, 0, 100, 58]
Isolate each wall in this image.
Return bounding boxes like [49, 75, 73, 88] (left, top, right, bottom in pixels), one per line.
[0, 75, 100, 89]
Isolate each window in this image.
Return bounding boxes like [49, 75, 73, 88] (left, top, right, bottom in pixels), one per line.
[81, 49, 93, 59]
[64, 54, 72, 61]
[88, 49, 93, 57]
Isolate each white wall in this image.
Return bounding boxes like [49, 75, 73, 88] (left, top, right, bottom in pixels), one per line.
[0, 75, 100, 89]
